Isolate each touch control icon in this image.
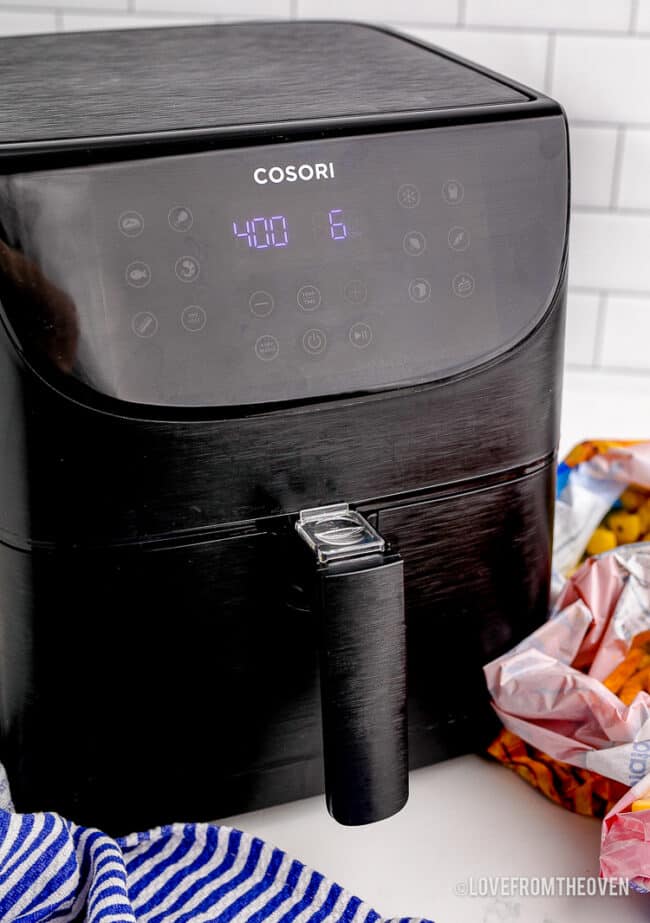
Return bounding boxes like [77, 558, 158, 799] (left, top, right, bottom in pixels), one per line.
[452, 272, 475, 298]
[126, 261, 151, 288]
[442, 180, 464, 205]
[175, 256, 200, 282]
[403, 231, 426, 256]
[131, 311, 158, 338]
[174, 256, 201, 282]
[181, 305, 206, 332]
[349, 322, 372, 349]
[249, 291, 275, 318]
[344, 280, 367, 304]
[302, 328, 327, 356]
[297, 284, 322, 312]
[397, 184, 420, 208]
[408, 279, 431, 303]
[168, 206, 194, 232]
[255, 334, 279, 361]
[448, 226, 470, 252]
[118, 211, 144, 237]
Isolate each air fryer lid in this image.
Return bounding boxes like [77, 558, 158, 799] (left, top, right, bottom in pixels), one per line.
[0, 118, 567, 408]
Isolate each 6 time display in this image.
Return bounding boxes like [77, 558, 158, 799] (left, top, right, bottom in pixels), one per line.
[233, 209, 350, 249]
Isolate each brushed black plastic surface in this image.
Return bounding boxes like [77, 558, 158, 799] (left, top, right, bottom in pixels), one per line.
[0, 457, 554, 833]
[315, 553, 408, 825]
[0, 22, 525, 147]
[0, 19, 568, 832]
[0, 117, 566, 407]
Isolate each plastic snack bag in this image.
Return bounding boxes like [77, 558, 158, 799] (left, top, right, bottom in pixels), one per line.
[484, 441, 650, 891]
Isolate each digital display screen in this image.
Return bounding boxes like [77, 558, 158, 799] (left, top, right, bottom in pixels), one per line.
[232, 208, 355, 250]
[0, 117, 567, 407]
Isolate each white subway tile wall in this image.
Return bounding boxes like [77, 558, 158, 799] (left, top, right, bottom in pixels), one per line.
[0, 0, 647, 377]
[601, 294, 650, 369]
[0, 10, 57, 34]
[569, 126, 619, 208]
[619, 130, 650, 210]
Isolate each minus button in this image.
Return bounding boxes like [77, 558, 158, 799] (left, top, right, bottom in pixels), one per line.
[249, 290, 275, 318]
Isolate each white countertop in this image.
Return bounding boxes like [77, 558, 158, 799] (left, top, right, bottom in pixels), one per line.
[223, 369, 650, 923]
[223, 757, 648, 922]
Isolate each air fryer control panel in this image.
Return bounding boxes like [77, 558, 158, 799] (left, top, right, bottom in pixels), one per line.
[0, 117, 567, 407]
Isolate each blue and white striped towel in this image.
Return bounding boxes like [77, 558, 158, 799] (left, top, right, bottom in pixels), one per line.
[0, 768, 433, 923]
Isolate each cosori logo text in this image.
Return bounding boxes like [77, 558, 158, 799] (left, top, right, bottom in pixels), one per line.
[253, 163, 335, 184]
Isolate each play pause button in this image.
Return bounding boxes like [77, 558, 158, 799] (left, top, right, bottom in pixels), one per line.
[348, 322, 373, 349]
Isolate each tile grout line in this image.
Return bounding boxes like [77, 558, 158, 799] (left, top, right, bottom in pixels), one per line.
[566, 362, 650, 378]
[544, 31, 556, 94]
[55, 7, 216, 23]
[573, 204, 650, 217]
[53, 7, 62, 29]
[3, 11, 650, 39]
[572, 118, 650, 130]
[290, 0, 298, 18]
[609, 126, 627, 210]
[630, 0, 641, 32]
[592, 293, 609, 368]
[387, 19, 650, 37]
[571, 287, 650, 301]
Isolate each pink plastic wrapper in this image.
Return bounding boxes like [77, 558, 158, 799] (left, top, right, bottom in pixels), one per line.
[484, 441, 650, 891]
[601, 778, 650, 891]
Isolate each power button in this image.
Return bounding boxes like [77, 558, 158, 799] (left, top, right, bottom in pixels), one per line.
[302, 328, 327, 356]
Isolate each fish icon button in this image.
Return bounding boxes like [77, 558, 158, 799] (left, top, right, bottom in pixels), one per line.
[125, 261, 151, 288]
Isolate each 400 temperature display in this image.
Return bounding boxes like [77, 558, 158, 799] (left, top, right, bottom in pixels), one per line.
[232, 209, 350, 250]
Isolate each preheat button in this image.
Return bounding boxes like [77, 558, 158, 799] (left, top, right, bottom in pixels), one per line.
[302, 328, 327, 356]
[255, 334, 279, 361]
[297, 284, 322, 312]
[249, 290, 275, 318]
[126, 261, 151, 288]
[132, 311, 158, 338]
[181, 305, 206, 332]
[349, 322, 373, 349]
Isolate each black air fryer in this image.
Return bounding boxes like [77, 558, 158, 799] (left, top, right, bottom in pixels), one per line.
[0, 21, 568, 833]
